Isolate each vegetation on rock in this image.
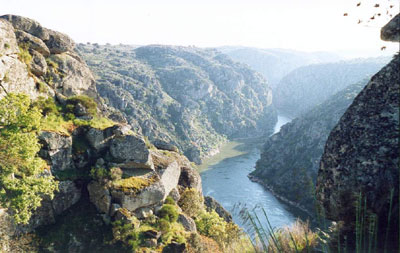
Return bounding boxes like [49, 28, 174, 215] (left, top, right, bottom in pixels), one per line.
[0, 93, 58, 224]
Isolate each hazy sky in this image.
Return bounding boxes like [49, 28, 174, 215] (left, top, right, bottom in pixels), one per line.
[2, 0, 399, 56]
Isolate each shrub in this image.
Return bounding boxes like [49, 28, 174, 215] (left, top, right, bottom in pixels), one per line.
[178, 188, 204, 217]
[90, 167, 109, 181]
[164, 196, 176, 205]
[195, 210, 244, 250]
[158, 204, 179, 223]
[33, 97, 59, 116]
[4, 43, 10, 49]
[65, 95, 98, 117]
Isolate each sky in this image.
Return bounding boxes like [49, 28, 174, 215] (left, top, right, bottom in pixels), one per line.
[2, 0, 399, 57]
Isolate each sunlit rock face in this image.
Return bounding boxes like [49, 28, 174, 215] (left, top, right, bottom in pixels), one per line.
[316, 16, 399, 246]
[0, 15, 98, 100]
[78, 44, 277, 163]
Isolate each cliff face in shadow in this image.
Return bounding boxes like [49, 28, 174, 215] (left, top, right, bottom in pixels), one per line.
[316, 14, 399, 249]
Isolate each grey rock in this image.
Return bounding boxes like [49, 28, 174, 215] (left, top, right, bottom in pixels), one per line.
[88, 181, 112, 214]
[159, 162, 181, 198]
[52, 181, 81, 215]
[44, 28, 75, 54]
[153, 139, 179, 152]
[316, 55, 399, 238]
[204, 196, 232, 222]
[14, 29, 50, 56]
[0, 15, 49, 41]
[0, 20, 38, 100]
[381, 13, 400, 42]
[39, 131, 75, 172]
[48, 52, 98, 98]
[178, 213, 197, 232]
[29, 49, 47, 76]
[144, 239, 158, 248]
[109, 134, 154, 170]
[168, 188, 180, 202]
[0, 19, 19, 55]
[178, 167, 202, 194]
[114, 180, 165, 212]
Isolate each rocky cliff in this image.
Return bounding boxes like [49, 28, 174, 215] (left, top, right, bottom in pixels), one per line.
[250, 78, 368, 214]
[77, 44, 277, 164]
[274, 57, 390, 117]
[316, 15, 399, 249]
[0, 15, 242, 252]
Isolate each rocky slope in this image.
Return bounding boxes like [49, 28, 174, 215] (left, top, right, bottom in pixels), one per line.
[220, 46, 341, 89]
[250, 78, 368, 214]
[274, 57, 390, 117]
[316, 15, 399, 249]
[0, 15, 242, 253]
[77, 44, 277, 164]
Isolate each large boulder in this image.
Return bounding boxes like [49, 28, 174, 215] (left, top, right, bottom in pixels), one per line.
[381, 13, 400, 42]
[0, 19, 19, 55]
[0, 15, 49, 41]
[88, 181, 112, 214]
[112, 179, 165, 212]
[39, 131, 75, 172]
[29, 49, 47, 76]
[204, 196, 233, 222]
[0, 20, 38, 100]
[178, 166, 202, 194]
[44, 29, 75, 54]
[109, 134, 154, 170]
[52, 181, 81, 215]
[14, 29, 50, 56]
[178, 213, 197, 232]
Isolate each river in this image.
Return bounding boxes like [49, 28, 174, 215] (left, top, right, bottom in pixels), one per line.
[198, 115, 295, 232]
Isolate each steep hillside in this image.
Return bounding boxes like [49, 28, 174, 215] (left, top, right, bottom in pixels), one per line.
[316, 14, 399, 249]
[220, 47, 341, 89]
[250, 79, 368, 213]
[78, 44, 277, 163]
[0, 15, 248, 252]
[274, 57, 390, 117]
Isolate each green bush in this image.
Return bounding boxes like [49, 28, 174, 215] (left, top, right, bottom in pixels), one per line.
[164, 196, 176, 205]
[178, 188, 204, 217]
[65, 95, 98, 117]
[158, 204, 179, 223]
[33, 97, 60, 116]
[90, 167, 109, 181]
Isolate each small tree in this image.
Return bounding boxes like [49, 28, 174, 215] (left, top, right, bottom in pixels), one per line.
[0, 93, 58, 224]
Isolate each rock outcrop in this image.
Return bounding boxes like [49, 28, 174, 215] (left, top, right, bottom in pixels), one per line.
[316, 16, 399, 247]
[77, 44, 277, 163]
[251, 79, 368, 213]
[0, 14, 99, 102]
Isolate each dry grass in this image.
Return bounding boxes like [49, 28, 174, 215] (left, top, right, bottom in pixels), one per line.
[267, 220, 319, 253]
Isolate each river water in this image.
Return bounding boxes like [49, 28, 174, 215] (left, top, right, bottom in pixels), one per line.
[198, 115, 295, 232]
